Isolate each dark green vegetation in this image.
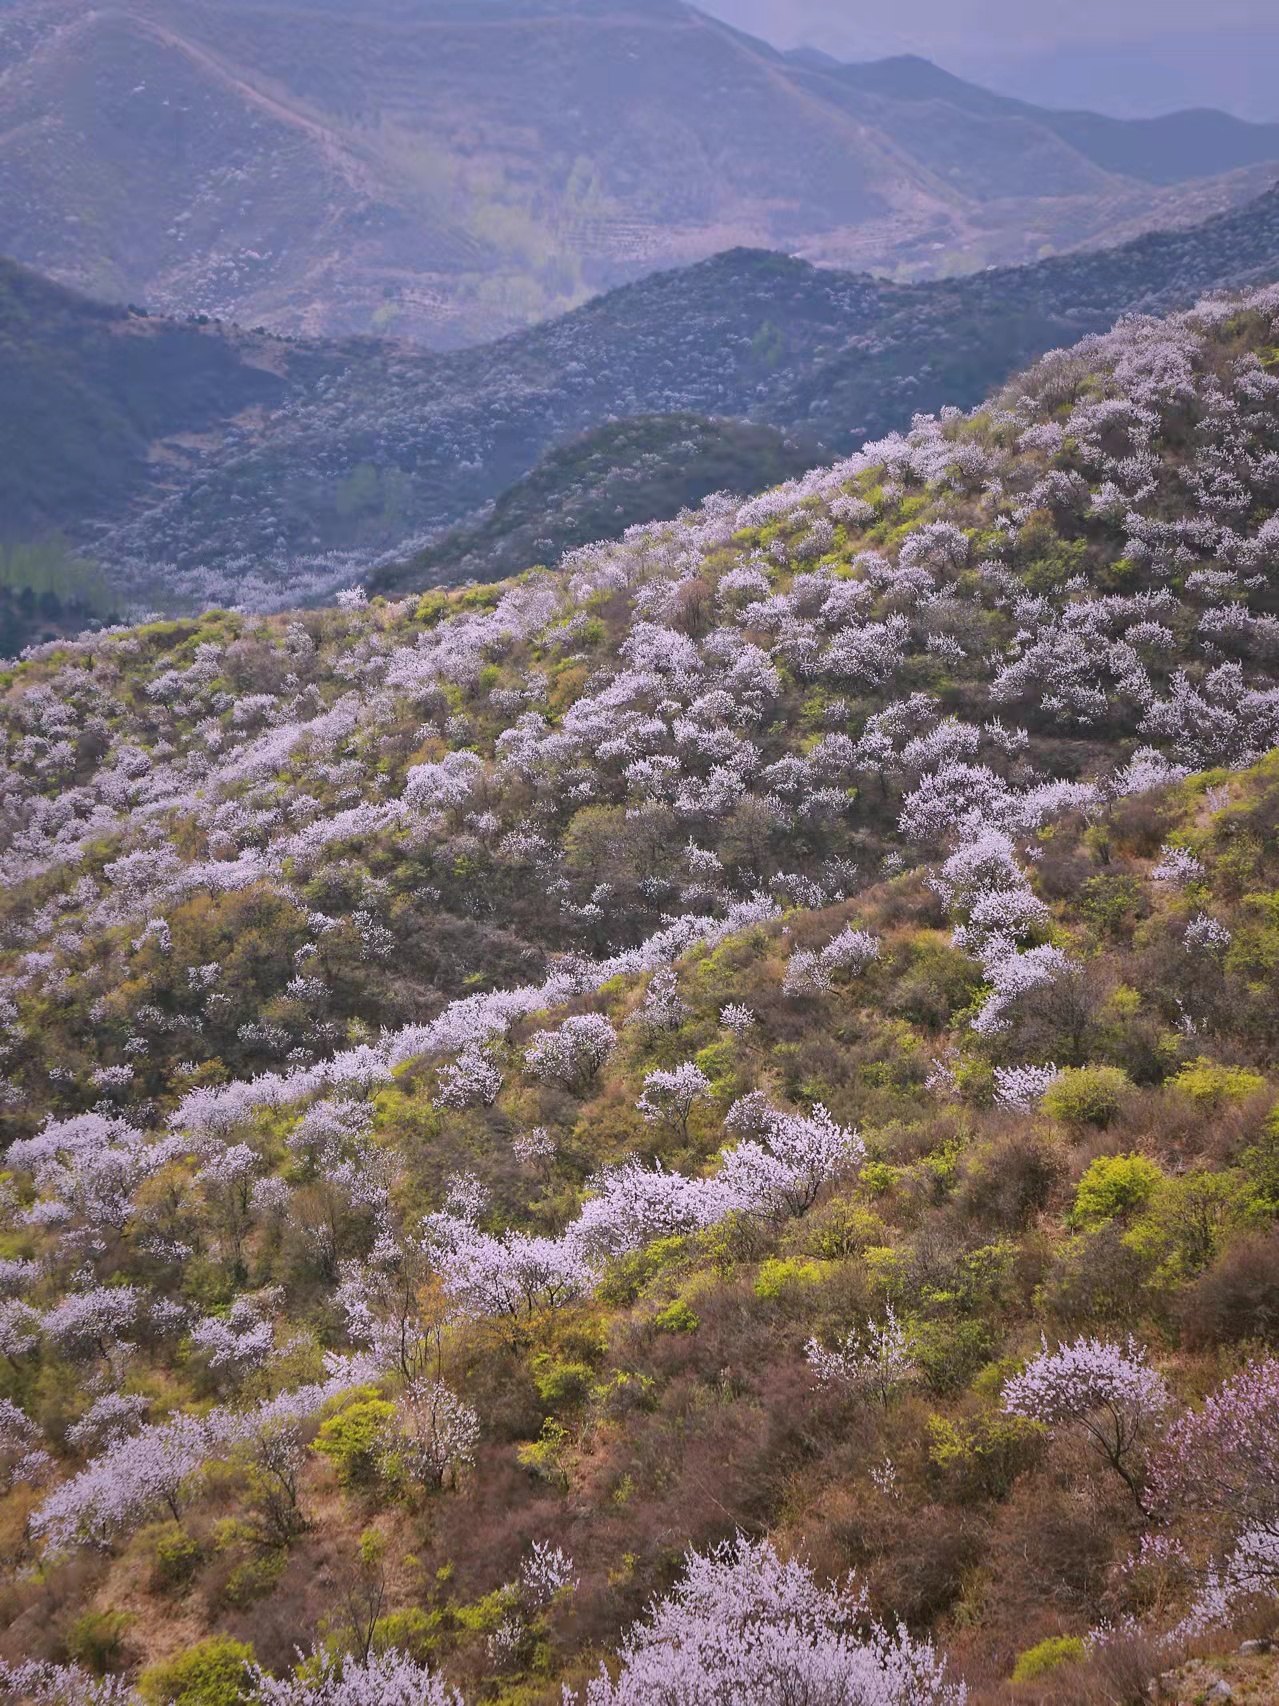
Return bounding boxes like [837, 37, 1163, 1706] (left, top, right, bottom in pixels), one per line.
[0, 256, 285, 542]
[12, 178, 1279, 612]
[0, 540, 117, 658]
[2, 0, 1277, 350]
[373, 415, 821, 594]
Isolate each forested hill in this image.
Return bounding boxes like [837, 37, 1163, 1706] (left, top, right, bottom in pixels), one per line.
[30, 176, 1279, 613]
[1, 286, 1279, 1703]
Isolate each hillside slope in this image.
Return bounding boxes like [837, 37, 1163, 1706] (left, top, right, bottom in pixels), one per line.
[84, 178, 1279, 608]
[1, 0, 1277, 346]
[0, 286, 1278, 1702]
[0, 255, 297, 542]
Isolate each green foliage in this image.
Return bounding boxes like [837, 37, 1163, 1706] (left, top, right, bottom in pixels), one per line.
[221, 1548, 288, 1608]
[137, 1637, 256, 1706]
[1170, 1057, 1269, 1105]
[913, 1317, 1000, 1398]
[142, 1520, 203, 1593]
[1071, 1154, 1164, 1228]
[753, 1257, 825, 1299]
[653, 1298, 700, 1334]
[517, 1420, 573, 1488]
[372, 1608, 441, 1661]
[1011, 1635, 1086, 1682]
[928, 1411, 1046, 1503]
[314, 1394, 396, 1487]
[1125, 1169, 1250, 1280]
[533, 1358, 596, 1408]
[380, 416, 821, 595]
[1041, 1066, 1131, 1128]
[65, 1609, 133, 1675]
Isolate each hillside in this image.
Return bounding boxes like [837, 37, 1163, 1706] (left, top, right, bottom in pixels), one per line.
[0, 286, 1278, 1703]
[381, 414, 823, 593]
[0, 255, 291, 541]
[73, 178, 1279, 610]
[1, 0, 1278, 348]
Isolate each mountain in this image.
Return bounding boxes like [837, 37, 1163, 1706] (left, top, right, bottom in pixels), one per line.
[19, 176, 1276, 612]
[820, 54, 1279, 186]
[1, 283, 1278, 1703]
[391, 414, 823, 593]
[2, 0, 1278, 347]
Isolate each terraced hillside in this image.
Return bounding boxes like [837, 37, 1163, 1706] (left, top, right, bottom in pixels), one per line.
[1, 286, 1279, 1702]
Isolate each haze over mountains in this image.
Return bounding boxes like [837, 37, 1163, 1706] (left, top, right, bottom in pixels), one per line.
[7, 177, 1279, 619]
[3, 0, 1279, 348]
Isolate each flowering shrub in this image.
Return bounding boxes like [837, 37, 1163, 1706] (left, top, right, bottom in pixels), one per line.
[571, 1534, 965, 1705]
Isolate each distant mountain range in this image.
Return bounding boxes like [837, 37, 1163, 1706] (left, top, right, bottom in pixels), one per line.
[2, 0, 1278, 348]
[6, 178, 1279, 618]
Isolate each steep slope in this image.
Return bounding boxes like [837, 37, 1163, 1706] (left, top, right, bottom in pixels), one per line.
[2, 0, 1278, 346]
[396, 413, 823, 591]
[0, 285, 1278, 1701]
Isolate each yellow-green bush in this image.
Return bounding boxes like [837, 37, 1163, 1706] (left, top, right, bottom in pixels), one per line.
[653, 1298, 700, 1333]
[1071, 1154, 1163, 1228]
[313, 1392, 396, 1487]
[1170, 1057, 1268, 1105]
[754, 1256, 825, 1299]
[1011, 1635, 1085, 1682]
[1042, 1066, 1131, 1128]
[138, 1637, 256, 1706]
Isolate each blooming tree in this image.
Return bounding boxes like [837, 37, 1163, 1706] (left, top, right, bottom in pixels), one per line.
[1003, 1336, 1169, 1513]
[719, 1098, 864, 1219]
[806, 1306, 918, 1408]
[571, 1534, 965, 1705]
[388, 1379, 479, 1491]
[524, 1014, 618, 1092]
[636, 1063, 713, 1138]
[250, 1651, 463, 1705]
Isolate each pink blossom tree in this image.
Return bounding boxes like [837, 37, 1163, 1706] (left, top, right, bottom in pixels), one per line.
[1003, 1336, 1169, 1514]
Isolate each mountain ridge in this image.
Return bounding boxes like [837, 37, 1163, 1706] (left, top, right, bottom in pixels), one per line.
[2, 0, 1278, 347]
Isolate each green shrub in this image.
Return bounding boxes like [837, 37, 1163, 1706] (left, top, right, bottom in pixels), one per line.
[754, 1257, 824, 1299]
[927, 1412, 1046, 1503]
[314, 1393, 396, 1487]
[912, 1317, 998, 1398]
[1170, 1057, 1268, 1106]
[221, 1548, 287, 1608]
[533, 1359, 596, 1408]
[65, 1609, 132, 1674]
[1011, 1635, 1085, 1682]
[595, 1236, 691, 1306]
[1071, 1154, 1163, 1228]
[1042, 1066, 1131, 1128]
[372, 1607, 441, 1661]
[138, 1637, 256, 1706]
[517, 1419, 573, 1487]
[142, 1520, 203, 1593]
[653, 1298, 699, 1333]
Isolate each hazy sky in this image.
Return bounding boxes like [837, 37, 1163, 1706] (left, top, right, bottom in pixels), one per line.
[702, 0, 1268, 57]
[700, 0, 1279, 118]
